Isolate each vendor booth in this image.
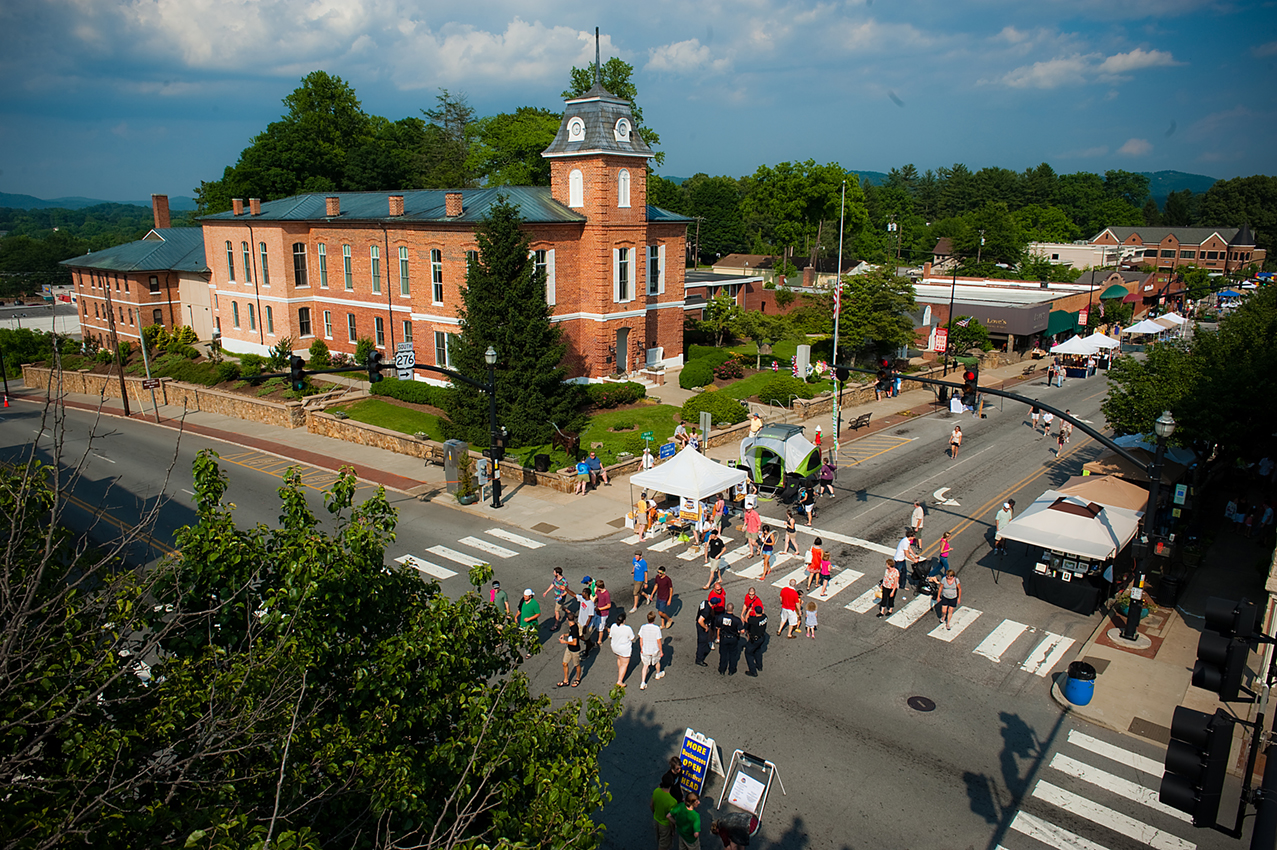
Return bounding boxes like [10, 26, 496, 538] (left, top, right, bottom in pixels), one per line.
[1055, 474, 1151, 513]
[629, 446, 748, 534]
[1080, 332, 1120, 369]
[1050, 335, 1101, 377]
[738, 424, 822, 493]
[1000, 492, 1144, 614]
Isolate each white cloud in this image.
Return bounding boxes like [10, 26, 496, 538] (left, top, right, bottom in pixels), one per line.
[998, 26, 1030, 44]
[1254, 41, 1277, 57]
[1117, 138, 1152, 155]
[1097, 48, 1179, 75]
[1059, 145, 1109, 158]
[646, 39, 730, 75]
[1001, 54, 1096, 89]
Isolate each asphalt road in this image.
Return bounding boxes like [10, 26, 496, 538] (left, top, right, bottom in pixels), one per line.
[0, 379, 1241, 850]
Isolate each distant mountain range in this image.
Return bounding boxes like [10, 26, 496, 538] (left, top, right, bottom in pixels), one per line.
[0, 192, 198, 211]
[0, 170, 1221, 213]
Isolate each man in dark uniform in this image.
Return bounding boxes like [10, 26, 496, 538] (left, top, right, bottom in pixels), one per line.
[742, 602, 768, 677]
[695, 596, 716, 667]
[716, 602, 744, 675]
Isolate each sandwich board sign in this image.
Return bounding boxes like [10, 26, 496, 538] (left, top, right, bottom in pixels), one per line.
[678, 727, 724, 797]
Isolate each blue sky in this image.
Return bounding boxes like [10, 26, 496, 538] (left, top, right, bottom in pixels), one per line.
[1, 0, 1273, 202]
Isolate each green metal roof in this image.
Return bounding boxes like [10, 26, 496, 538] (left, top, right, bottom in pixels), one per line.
[200, 187, 585, 225]
[59, 228, 208, 273]
[647, 205, 693, 223]
[1100, 284, 1130, 300]
[1046, 309, 1080, 336]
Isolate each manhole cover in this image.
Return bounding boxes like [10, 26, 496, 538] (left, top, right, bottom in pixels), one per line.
[907, 696, 936, 712]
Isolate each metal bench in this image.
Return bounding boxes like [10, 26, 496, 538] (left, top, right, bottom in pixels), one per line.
[848, 412, 872, 431]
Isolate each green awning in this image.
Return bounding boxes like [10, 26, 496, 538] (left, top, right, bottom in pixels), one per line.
[1100, 284, 1130, 300]
[1046, 310, 1080, 336]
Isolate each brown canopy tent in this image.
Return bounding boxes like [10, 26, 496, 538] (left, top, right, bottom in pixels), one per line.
[1056, 474, 1150, 512]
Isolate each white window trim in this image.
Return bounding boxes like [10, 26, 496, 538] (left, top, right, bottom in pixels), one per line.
[658, 244, 666, 295]
[547, 248, 556, 306]
[613, 247, 634, 304]
[431, 248, 444, 306]
[317, 243, 328, 289]
[569, 169, 583, 208]
[618, 169, 630, 208]
[399, 246, 410, 297]
[370, 245, 381, 294]
[323, 309, 333, 339]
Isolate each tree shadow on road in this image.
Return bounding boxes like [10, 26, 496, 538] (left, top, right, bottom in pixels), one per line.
[963, 708, 1068, 849]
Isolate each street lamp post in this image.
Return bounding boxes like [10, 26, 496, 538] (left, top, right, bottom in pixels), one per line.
[484, 345, 503, 509]
[1122, 410, 1176, 641]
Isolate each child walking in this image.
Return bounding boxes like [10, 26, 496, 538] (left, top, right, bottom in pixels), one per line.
[805, 599, 818, 639]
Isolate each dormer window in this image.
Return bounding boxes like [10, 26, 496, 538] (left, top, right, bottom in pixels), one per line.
[568, 117, 585, 141]
[614, 118, 631, 141]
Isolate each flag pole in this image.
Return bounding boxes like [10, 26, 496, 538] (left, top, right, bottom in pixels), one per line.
[832, 179, 846, 467]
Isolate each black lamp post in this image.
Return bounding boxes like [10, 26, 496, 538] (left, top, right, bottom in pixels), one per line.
[484, 345, 503, 509]
[1122, 410, 1175, 640]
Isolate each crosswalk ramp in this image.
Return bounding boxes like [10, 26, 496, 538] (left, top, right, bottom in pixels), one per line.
[392, 527, 544, 582]
[998, 730, 1195, 850]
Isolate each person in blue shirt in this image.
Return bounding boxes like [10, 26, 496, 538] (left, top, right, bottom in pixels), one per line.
[585, 451, 609, 487]
[575, 458, 590, 495]
[630, 551, 649, 612]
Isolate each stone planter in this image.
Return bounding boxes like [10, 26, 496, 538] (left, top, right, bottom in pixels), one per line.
[456, 493, 479, 506]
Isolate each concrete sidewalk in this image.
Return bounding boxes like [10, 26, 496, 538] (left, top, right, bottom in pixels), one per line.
[7, 356, 1050, 542]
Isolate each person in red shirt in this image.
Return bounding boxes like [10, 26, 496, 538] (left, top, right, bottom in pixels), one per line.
[707, 582, 726, 617]
[742, 587, 763, 619]
[805, 538, 824, 591]
[778, 579, 802, 639]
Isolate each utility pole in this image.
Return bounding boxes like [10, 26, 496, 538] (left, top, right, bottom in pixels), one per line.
[976, 229, 986, 265]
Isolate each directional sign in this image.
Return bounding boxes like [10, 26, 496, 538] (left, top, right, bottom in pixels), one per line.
[640, 430, 654, 441]
[659, 442, 677, 460]
[142, 378, 161, 390]
[395, 341, 415, 380]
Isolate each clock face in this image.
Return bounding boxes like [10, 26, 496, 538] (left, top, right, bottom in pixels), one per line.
[614, 118, 630, 141]
[568, 117, 585, 141]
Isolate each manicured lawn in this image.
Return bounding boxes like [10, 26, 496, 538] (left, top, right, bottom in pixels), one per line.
[328, 398, 446, 442]
[515, 403, 683, 470]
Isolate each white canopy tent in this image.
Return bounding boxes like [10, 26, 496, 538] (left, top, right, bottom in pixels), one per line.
[997, 491, 1143, 561]
[629, 445, 747, 502]
[1050, 335, 1102, 355]
[1081, 331, 1120, 350]
[1123, 318, 1169, 335]
[1158, 312, 1188, 326]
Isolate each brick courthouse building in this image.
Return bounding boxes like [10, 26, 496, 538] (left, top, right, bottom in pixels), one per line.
[197, 81, 689, 380]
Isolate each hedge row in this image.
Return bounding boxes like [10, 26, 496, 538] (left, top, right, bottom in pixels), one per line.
[680, 389, 748, 427]
[678, 359, 716, 389]
[370, 377, 451, 408]
[584, 381, 646, 409]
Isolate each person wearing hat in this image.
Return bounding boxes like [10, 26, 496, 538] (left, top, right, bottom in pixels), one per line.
[994, 500, 1014, 555]
[519, 588, 540, 634]
[491, 580, 511, 620]
[748, 412, 763, 438]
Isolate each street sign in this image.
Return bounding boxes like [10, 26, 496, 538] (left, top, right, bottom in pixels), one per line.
[659, 442, 677, 460]
[640, 430, 654, 441]
[395, 341, 414, 380]
[142, 378, 161, 389]
[933, 327, 949, 353]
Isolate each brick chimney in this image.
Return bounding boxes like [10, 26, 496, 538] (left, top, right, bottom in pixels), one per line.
[249, 198, 261, 216]
[232, 199, 244, 216]
[802, 266, 814, 288]
[445, 192, 463, 217]
[389, 195, 404, 216]
[922, 260, 932, 277]
[325, 196, 340, 217]
[151, 194, 171, 229]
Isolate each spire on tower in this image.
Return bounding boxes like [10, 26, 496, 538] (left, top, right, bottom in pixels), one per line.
[594, 27, 601, 86]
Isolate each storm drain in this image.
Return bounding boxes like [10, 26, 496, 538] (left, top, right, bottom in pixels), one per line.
[906, 696, 936, 712]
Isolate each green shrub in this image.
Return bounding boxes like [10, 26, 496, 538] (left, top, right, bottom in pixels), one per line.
[308, 338, 331, 368]
[256, 377, 287, 396]
[141, 324, 168, 353]
[238, 353, 266, 376]
[679, 359, 716, 389]
[59, 336, 81, 356]
[370, 376, 450, 408]
[681, 391, 747, 427]
[756, 375, 820, 407]
[687, 345, 733, 366]
[268, 337, 293, 370]
[585, 381, 646, 409]
[60, 355, 86, 371]
[179, 346, 200, 360]
[158, 358, 220, 386]
[713, 358, 744, 380]
[169, 325, 198, 347]
[214, 361, 241, 383]
[610, 420, 635, 431]
[95, 349, 114, 364]
[117, 341, 132, 360]
[354, 337, 376, 369]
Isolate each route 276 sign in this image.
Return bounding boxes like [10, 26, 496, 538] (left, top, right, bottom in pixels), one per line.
[395, 342, 415, 380]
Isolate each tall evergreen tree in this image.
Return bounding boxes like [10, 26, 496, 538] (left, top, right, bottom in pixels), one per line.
[445, 197, 583, 446]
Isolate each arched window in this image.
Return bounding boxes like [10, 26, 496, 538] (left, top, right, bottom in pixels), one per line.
[618, 169, 631, 209]
[569, 169, 583, 208]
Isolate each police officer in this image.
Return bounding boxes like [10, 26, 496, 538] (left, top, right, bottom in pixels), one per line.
[695, 596, 716, 667]
[716, 602, 744, 676]
[742, 602, 768, 677]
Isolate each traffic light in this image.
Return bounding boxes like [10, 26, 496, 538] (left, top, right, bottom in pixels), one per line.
[1160, 706, 1234, 826]
[1192, 596, 1256, 701]
[962, 365, 979, 405]
[288, 355, 305, 392]
[367, 351, 384, 383]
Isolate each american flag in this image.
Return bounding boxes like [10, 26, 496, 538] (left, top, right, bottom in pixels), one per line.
[833, 286, 841, 319]
[955, 317, 971, 327]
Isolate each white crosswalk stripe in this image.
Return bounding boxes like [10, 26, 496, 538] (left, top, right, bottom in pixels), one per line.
[485, 528, 544, 549]
[735, 554, 793, 580]
[1031, 781, 1194, 850]
[846, 586, 881, 614]
[727, 544, 754, 560]
[886, 594, 936, 628]
[791, 524, 896, 556]
[458, 536, 519, 559]
[1048, 753, 1190, 823]
[1020, 632, 1076, 677]
[621, 534, 641, 545]
[678, 546, 703, 561]
[927, 607, 982, 641]
[649, 536, 681, 552]
[427, 545, 485, 568]
[972, 620, 1029, 662]
[804, 568, 863, 601]
[1009, 810, 1111, 850]
[395, 554, 458, 580]
[771, 564, 812, 588]
[1066, 730, 1163, 777]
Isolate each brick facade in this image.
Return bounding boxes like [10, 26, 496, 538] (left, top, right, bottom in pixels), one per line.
[71, 266, 186, 346]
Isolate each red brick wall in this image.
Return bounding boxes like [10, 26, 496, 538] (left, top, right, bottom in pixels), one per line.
[70, 267, 182, 345]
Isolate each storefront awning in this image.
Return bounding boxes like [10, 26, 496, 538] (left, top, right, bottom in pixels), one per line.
[1121, 292, 1143, 303]
[1045, 310, 1080, 336]
[1100, 284, 1130, 300]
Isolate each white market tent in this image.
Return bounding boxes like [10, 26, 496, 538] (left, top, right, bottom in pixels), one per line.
[1050, 335, 1101, 355]
[1158, 312, 1188, 326]
[630, 445, 747, 502]
[1123, 318, 1169, 335]
[998, 491, 1143, 560]
[1081, 331, 1120, 350]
